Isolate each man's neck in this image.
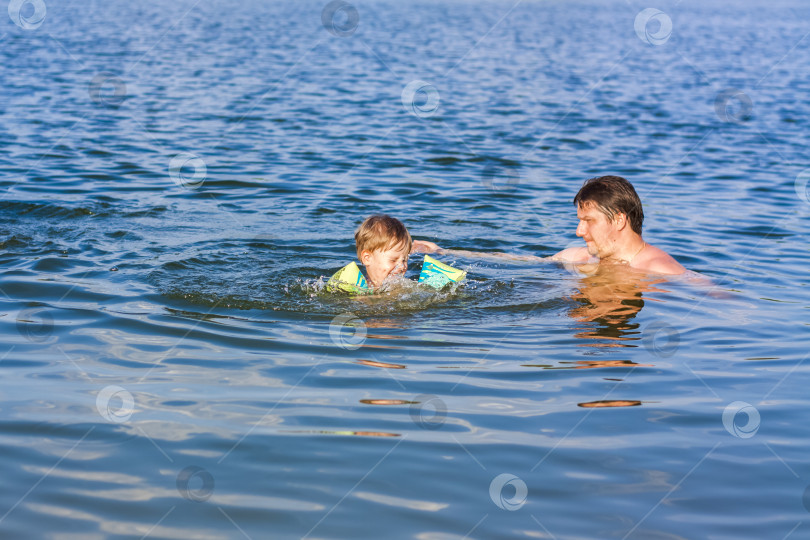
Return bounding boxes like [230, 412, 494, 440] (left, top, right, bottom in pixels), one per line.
[603, 236, 646, 265]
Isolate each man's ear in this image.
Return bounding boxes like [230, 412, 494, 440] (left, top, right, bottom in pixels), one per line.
[614, 213, 628, 231]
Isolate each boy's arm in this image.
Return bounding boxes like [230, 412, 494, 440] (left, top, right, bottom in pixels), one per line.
[411, 240, 547, 262]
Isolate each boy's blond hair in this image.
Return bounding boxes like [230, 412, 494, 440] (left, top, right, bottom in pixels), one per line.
[355, 215, 412, 259]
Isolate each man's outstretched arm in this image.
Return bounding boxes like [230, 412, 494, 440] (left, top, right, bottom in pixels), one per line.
[411, 240, 547, 262]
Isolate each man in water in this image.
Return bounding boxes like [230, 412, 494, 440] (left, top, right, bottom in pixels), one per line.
[413, 175, 686, 275]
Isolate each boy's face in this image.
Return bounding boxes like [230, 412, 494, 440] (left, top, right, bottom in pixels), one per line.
[360, 241, 410, 287]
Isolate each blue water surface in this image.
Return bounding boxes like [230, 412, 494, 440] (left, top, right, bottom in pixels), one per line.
[2, 0, 810, 538]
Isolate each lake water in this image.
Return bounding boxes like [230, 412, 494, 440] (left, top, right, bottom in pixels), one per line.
[2, 0, 810, 538]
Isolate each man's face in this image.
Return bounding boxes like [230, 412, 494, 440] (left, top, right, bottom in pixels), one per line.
[575, 202, 619, 259]
[361, 242, 410, 287]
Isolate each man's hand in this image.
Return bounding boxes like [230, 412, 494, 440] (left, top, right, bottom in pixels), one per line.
[411, 240, 441, 254]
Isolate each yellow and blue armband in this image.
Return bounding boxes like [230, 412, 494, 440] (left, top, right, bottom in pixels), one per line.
[327, 262, 370, 294]
[418, 255, 466, 289]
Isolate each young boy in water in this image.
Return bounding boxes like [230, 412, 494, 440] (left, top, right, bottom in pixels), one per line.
[327, 215, 464, 294]
[328, 215, 413, 293]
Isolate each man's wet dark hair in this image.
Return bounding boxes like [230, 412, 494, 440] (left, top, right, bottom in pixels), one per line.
[573, 175, 644, 235]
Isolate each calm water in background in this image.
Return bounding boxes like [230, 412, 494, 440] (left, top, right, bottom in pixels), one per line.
[2, 0, 810, 538]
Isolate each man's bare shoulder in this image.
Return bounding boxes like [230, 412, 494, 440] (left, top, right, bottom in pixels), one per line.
[551, 246, 592, 263]
[635, 245, 685, 275]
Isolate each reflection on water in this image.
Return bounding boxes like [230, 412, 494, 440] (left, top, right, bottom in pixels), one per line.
[285, 430, 400, 438]
[354, 359, 406, 369]
[567, 264, 671, 345]
[359, 399, 416, 405]
[578, 400, 643, 408]
[531, 359, 653, 370]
